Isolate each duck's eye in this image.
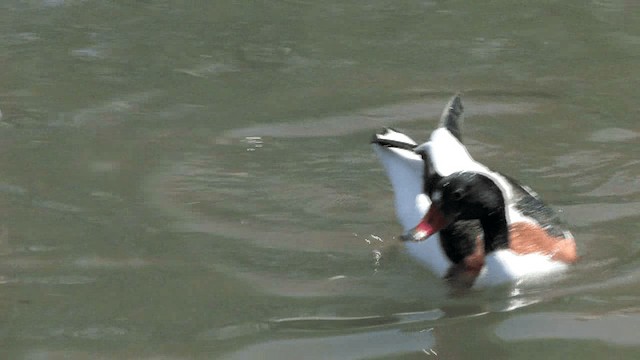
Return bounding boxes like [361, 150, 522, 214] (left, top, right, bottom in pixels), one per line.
[451, 189, 465, 201]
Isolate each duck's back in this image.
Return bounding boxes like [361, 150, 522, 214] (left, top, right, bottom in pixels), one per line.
[503, 174, 572, 239]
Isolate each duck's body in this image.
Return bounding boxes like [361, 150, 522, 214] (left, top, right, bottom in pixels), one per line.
[372, 95, 577, 287]
[426, 173, 577, 288]
[432, 170, 577, 288]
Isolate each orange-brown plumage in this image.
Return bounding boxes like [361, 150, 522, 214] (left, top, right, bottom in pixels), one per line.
[509, 222, 578, 263]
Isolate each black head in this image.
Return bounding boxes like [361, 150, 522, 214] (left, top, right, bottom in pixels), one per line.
[432, 172, 505, 222]
[430, 172, 510, 253]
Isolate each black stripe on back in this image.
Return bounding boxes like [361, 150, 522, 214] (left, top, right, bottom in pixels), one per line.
[501, 173, 570, 238]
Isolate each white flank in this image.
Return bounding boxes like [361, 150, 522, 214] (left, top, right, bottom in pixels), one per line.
[474, 250, 569, 288]
[372, 129, 452, 276]
[371, 130, 426, 232]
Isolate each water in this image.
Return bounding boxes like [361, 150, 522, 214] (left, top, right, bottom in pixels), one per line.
[1, 1, 639, 359]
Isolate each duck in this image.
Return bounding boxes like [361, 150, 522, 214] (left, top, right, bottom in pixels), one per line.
[371, 94, 577, 287]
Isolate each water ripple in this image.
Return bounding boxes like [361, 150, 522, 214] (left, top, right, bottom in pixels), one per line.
[496, 311, 640, 346]
[223, 98, 540, 139]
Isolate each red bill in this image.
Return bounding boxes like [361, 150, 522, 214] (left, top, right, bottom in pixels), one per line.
[406, 205, 448, 241]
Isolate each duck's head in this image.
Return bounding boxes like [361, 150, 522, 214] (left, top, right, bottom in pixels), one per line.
[430, 172, 505, 223]
[417, 171, 511, 253]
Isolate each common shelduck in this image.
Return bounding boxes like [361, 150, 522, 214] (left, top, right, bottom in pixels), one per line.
[371, 95, 577, 287]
